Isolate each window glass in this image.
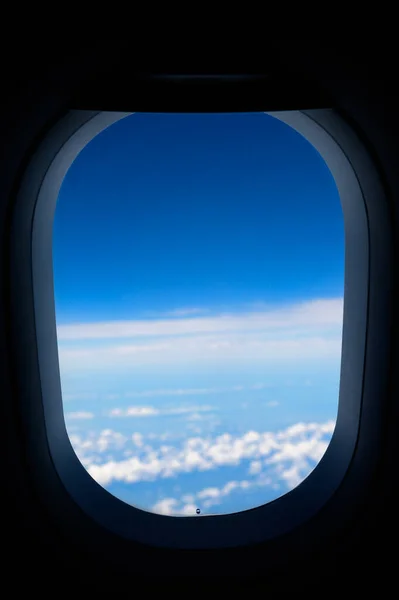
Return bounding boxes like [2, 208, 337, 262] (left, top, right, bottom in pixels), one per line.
[54, 113, 344, 515]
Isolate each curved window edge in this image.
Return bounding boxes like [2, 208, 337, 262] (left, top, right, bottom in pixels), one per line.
[8, 108, 392, 550]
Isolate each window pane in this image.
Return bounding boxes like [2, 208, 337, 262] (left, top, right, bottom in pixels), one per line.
[54, 113, 344, 516]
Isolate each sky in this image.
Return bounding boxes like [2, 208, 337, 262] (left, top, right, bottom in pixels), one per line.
[54, 112, 344, 516]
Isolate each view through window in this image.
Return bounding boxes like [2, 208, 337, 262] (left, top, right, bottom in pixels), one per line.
[54, 113, 344, 516]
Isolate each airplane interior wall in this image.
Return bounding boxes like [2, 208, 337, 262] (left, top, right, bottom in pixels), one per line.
[1, 43, 398, 587]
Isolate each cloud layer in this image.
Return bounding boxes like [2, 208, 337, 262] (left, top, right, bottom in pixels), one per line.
[58, 298, 343, 341]
[69, 420, 335, 513]
[57, 298, 343, 370]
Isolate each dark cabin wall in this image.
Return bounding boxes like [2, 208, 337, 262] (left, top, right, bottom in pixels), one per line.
[1, 43, 398, 588]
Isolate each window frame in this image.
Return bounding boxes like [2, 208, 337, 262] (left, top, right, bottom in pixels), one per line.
[8, 107, 392, 550]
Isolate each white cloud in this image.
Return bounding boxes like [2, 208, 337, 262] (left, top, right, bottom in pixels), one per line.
[181, 494, 195, 504]
[131, 433, 144, 447]
[199, 480, 252, 509]
[65, 411, 94, 420]
[68, 429, 128, 465]
[108, 404, 216, 418]
[57, 299, 343, 371]
[279, 464, 307, 489]
[197, 480, 250, 501]
[109, 406, 159, 417]
[179, 503, 199, 515]
[151, 498, 200, 516]
[57, 299, 343, 341]
[249, 460, 262, 475]
[151, 498, 178, 515]
[123, 385, 244, 399]
[151, 477, 271, 515]
[72, 420, 336, 492]
[266, 437, 329, 467]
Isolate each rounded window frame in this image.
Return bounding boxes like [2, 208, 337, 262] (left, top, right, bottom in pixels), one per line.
[9, 108, 392, 549]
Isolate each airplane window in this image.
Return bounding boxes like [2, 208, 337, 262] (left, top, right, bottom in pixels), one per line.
[53, 112, 344, 516]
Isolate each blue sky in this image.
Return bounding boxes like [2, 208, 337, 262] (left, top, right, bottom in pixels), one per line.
[54, 112, 344, 516]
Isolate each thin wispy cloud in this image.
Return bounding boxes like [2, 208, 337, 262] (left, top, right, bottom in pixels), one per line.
[61, 382, 274, 404]
[123, 383, 262, 399]
[59, 334, 342, 371]
[57, 298, 343, 371]
[57, 298, 343, 341]
[65, 411, 94, 420]
[107, 404, 216, 418]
